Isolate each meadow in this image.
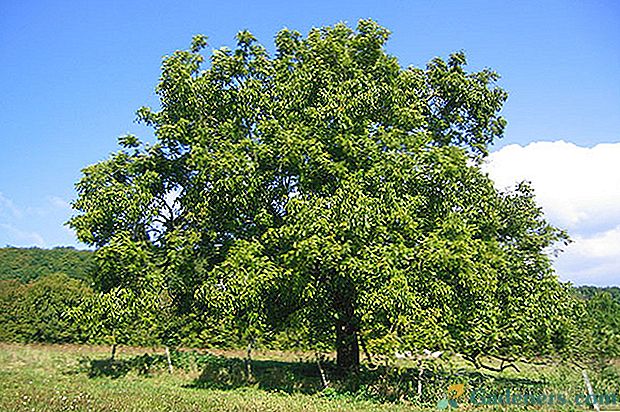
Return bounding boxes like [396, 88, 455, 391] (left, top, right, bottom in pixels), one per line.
[0, 343, 411, 411]
[1, 343, 618, 411]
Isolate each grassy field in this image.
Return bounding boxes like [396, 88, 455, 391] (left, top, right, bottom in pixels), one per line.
[0, 343, 618, 411]
[0, 343, 414, 411]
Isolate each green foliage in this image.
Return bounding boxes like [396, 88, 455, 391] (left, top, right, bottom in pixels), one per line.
[0, 274, 93, 343]
[575, 291, 620, 361]
[91, 233, 157, 292]
[586, 292, 620, 358]
[70, 285, 166, 349]
[0, 280, 24, 342]
[576, 286, 620, 302]
[0, 272, 164, 347]
[0, 246, 94, 283]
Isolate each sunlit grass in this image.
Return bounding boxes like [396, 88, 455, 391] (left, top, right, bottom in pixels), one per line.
[0, 343, 618, 411]
[0, 343, 413, 411]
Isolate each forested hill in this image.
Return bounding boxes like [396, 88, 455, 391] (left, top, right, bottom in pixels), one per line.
[0, 247, 94, 283]
[0, 247, 617, 300]
[576, 285, 620, 301]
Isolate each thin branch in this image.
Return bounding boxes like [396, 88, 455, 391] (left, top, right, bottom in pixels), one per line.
[315, 352, 330, 389]
[465, 354, 520, 373]
[358, 333, 374, 365]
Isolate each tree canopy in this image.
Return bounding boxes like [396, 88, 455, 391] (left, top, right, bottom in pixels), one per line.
[69, 20, 574, 372]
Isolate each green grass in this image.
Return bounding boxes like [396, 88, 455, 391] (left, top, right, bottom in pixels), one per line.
[0, 343, 618, 411]
[0, 343, 413, 411]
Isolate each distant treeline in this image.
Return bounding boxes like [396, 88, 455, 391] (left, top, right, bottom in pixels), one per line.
[576, 285, 620, 302]
[0, 247, 94, 283]
[0, 246, 616, 300]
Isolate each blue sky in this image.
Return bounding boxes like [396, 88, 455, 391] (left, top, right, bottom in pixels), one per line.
[0, 0, 618, 285]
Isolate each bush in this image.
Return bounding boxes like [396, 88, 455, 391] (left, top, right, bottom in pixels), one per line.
[0, 273, 93, 343]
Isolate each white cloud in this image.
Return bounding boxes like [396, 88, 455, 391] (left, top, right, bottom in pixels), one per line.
[485, 141, 620, 229]
[555, 228, 620, 286]
[48, 196, 71, 210]
[0, 223, 45, 247]
[570, 225, 620, 259]
[485, 141, 620, 286]
[0, 192, 72, 248]
[0, 192, 22, 218]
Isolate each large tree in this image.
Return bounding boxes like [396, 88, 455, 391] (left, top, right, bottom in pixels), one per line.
[70, 20, 572, 371]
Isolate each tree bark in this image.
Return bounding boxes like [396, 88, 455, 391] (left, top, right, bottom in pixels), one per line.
[245, 337, 254, 382]
[335, 292, 360, 373]
[165, 346, 173, 374]
[333, 284, 360, 372]
[316, 352, 329, 389]
[336, 320, 359, 371]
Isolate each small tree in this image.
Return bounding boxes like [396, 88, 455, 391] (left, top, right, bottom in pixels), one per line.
[72, 286, 158, 359]
[568, 291, 620, 365]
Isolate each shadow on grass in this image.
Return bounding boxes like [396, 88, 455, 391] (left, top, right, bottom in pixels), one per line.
[76, 350, 548, 404]
[79, 353, 170, 378]
[187, 357, 324, 394]
[186, 356, 548, 403]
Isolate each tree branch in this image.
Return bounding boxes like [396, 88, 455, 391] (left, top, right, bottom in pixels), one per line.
[465, 354, 520, 373]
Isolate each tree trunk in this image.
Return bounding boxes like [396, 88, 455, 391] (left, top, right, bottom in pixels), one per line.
[333, 286, 360, 372]
[110, 343, 117, 361]
[335, 320, 359, 371]
[245, 337, 254, 382]
[165, 346, 173, 374]
[334, 290, 360, 372]
[316, 352, 329, 389]
[417, 361, 424, 397]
